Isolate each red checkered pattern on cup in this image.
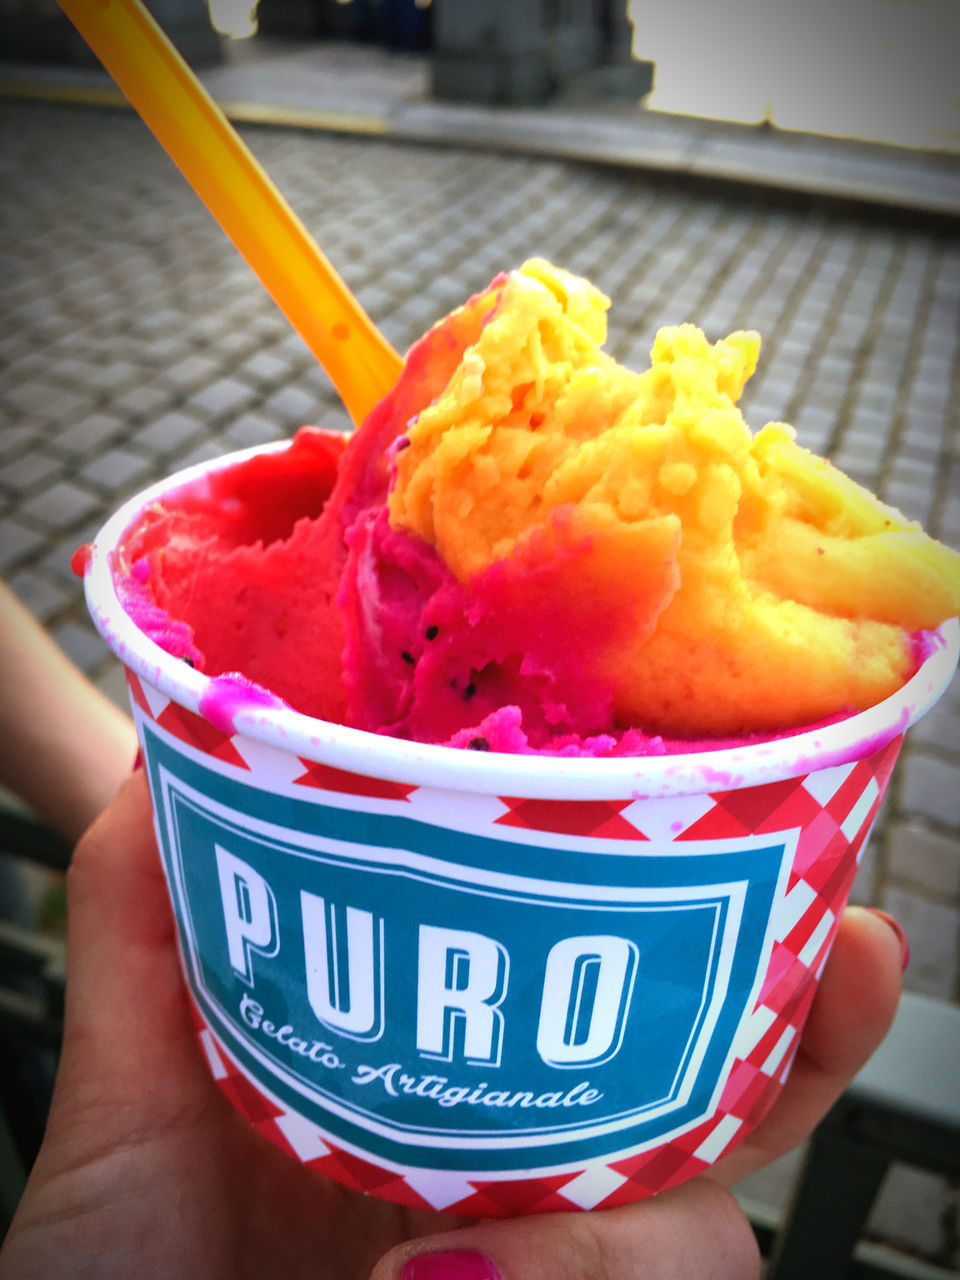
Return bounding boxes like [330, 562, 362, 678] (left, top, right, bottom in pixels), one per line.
[128, 669, 898, 1214]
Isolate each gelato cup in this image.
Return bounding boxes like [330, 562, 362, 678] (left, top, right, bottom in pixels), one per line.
[83, 441, 959, 1216]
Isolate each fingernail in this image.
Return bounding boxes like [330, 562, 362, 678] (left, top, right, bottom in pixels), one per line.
[401, 1251, 503, 1280]
[867, 909, 910, 971]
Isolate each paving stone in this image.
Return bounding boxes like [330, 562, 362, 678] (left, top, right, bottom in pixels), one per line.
[0, 450, 63, 494]
[112, 381, 176, 422]
[378, 308, 425, 352]
[914, 354, 953, 387]
[743, 399, 791, 429]
[240, 350, 293, 384]
[161, 352, 223, 393]
[905, 381, 949, 414]
[46, 357, 101, 388]
[917, 325, 957, 362]
[892, 435, 943, 482]
[866, 1164, 955, 1261]
[908, 678, 960, 754]
[79, 446, 153, 492]
[846, 402, 893, 438]
[839, 423, 890, 454]
[245, 311, 291, 345]
[378, 265, 422, 295]
[941, 489, 960, 542]
[617, 334, 663, 375]
[186, 376, 256, 421]
[173, 439, 229, 470]
[50, 619, 108, 677]
[749, 371, 802, 406]
[882, 887, 960, 1000]
[75, 359, 142, 392]
[382, 292, 439, 337]
[263, 383, 323, 427]
[826, 449, 875, 483]
[785, 314, 824, 344]
[0, 516, 46, 573]
[4, 350, 48, 384]
[900, 752, 960, 829]
[898, 432, 944, 465]
[273, 330, 314, 361]
[0, 329, 32, 364]
[805, 360, 850, 394]
[291, 363, 339, 401]
[5, 568, 71, 623]
[792, 403, 836, 442]
[38, 522, 102, 588]
[840, 293, 882, 323]
[4, 379, 94, 426]
[220, 413, 286, 449]
[138, 334, 196, 367]
[50, 412, 126, 457]
[880, 479, 935, 524]
[312, 403, 352, 434]
[94, 659, 132, 714]
[856, 384, 900, 418]
[129, 409, 204, 455]
[0, 426, 35, 462]
[130, 307, 189, 337]
[888, 821, 960, 900]
[18, 480, 100, 533]
[902, 386, 949, 421]
[208, 329, 262, 362]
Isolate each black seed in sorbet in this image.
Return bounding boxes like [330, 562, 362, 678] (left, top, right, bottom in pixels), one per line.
[425, 625, 439, 641]
[181, 656, 196, 668]
[463, 683, 477, 701]
[401, 651, 416, 665]
[467, 737, 490, 750]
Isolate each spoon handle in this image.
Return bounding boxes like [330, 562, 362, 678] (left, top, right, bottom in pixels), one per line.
[56, 0, 403, 426]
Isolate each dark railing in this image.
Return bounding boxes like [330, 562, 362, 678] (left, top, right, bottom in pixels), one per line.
[0, 805, 69, 1237]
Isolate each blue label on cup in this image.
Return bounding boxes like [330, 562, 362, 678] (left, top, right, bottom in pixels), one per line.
[140, 718, 792, 1173]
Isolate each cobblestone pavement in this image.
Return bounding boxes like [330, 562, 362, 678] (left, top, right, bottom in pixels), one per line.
[1, 101, 959, 1264]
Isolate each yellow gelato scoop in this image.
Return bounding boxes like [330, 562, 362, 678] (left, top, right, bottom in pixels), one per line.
[389, 260, 960, 736]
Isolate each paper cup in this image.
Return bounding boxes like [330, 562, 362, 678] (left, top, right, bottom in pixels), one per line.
[83, 440, 959, 1216]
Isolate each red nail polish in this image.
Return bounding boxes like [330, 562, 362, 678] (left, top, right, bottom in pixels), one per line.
[132, 747, 144, 772]
[867, 909, 910, 971]
[401, 1251, 503, 1280]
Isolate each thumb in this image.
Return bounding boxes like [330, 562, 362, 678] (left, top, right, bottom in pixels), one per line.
[368, 1177, 760, 1280]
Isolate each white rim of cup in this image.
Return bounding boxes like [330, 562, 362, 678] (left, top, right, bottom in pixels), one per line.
[84, 439, 960, 801]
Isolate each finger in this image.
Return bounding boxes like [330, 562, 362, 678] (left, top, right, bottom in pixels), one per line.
[369, 1177, 760, 1280]
[49, 772, 215, 1145]
[709, 904, 904, 1184]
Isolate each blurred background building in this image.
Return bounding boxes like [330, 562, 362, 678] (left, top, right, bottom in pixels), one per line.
[637, 0, 960, 153]
[2, 0, 957, 150]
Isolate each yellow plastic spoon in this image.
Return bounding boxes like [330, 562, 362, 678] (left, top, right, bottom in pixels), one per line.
[56, 0, 403, 427]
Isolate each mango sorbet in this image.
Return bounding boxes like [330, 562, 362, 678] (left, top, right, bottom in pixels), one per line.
[117, 260, 960, 755]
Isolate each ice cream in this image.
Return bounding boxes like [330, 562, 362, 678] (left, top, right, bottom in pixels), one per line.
[112, 260, 960, 756]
